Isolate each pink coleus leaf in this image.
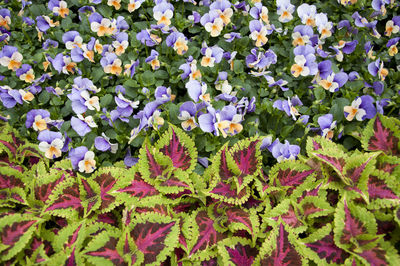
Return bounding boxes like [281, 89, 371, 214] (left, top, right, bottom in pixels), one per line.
[208, 181, 250, 205]
[45, 180, 83, 218]
[85, 236, 126, 265]
[225, 208, 256, 235]
[117, 172, 159, 199]
[368, 174, 399, 201]
[363, 115, 400, 155]
[258, 223, 303, 265]
[158, 127, 195, 171]
[189, 210, 227, 256]
[222, 241, 258, 266]
[306, 232, 349, 264]
[93, 171, 118, 211]
[130, 214, 179, 265]
[34, 173, 66, 203]
[230, 138, 261, 177]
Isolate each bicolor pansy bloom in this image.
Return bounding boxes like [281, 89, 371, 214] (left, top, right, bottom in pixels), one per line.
[145, 49, 160, 70]
[318, 114, 336, 139]
[0, 9, 11, 30]
[95, 133, 118, 153]
[16, 64, 35, 83]
[100, 53, 122, 75]
[276, 0, 295, 23]
[153, 0, 174, 29]
[166, 31, 188, 55]
[89, 12, 116, 37]
[48, 0, 69, 18]
[186, 80, 211, 103]
[108, 0, 121, 10]
[297, 3, 317, 27]
[69, 146, 96, 173]
[128, 0, 144, 13]
[0, 45, 22, 70]
[26, 109, 51, 131]
[38, 130, 64, 159]
[368, 58, 389, 81]
[178, 101, 198, 131]
[200, 44, 224, 67]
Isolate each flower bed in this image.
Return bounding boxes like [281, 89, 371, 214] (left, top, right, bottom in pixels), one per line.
[0, 0, 400, 264]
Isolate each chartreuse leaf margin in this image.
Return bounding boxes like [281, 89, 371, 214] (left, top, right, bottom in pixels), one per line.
[1, 116, 400, 265]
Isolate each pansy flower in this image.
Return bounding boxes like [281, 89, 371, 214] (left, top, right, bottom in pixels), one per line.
[153, 0, 174, 29]
[210, 0, 233, 25]
[276, 0, 295, 23]
[385, 20, 399, 37]
[155, 86, 173, 104]
[19, 89, 34, 103]
[0, 45, 22, 70]
[250, 3, 269, 24]
[178, 101, 198, 131]
[0, 85, 22, 108]
[50, 53, 77, 74]
[145, 49, 160, 70]
[108, 0, 121, 10]
[343, 98, 366, 121]
[36, 15, 59, 38]
[201, 10, 223, 37]
[95, 133, 118, 153]
[124, 59, 139, 78]
[26, 109, 51, 131]
[200, 44, 224, 67]
[71, 115, 97, 137]
[100, 53, 122, 75]
[136, 29, 161, 47]
[198, 106, 228, 137]
[273, 96, 303, 120]
[38, 130, 64, 159]
[186, 80, 211, 103]
[69, 146, 96, 173]
[318, 71, 348, 92]
[297, 3, 317, 27]
[16, 64, 35, 83]
[269, 138, 300, 162]
[179, 56, 201, 80]
[112, 32, 129, 56]
[128, 0, 144, 12]
[148, 109, 165, 130]
[387, 37, 400, 56]
[0, 9, 11, 30]
[372, 0, 389, 15]
[368, 58, 388, 81]
[292, 25, 313, 46]
[48, 0, 69, 18]
[62, 31, 83, 50]
[166, 31, 188, 55]
[246, 48, 277, 71]
[315, 13, 333, 39]
[89, 13, 116, 37]
[249, 20, 270, 47]
[291, 55, 310, 77]
[318, 114, 336, 139]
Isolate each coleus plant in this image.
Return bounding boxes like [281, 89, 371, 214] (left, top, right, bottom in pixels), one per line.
[0, 116, 400, 265]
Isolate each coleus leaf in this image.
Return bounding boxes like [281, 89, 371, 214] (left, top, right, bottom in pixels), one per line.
[207, 176, 251, 206]
[306, 135, 347, 156]
[0, 125, 24, 161]
[366, 170, 400, 209]
[91, 167, 124, 213]
[302, 224, 350, 264]
[155, 124, 198, 174]
[43, 177, 83, 219]
[229, 137, 262, 191]
[333, 198, 378, 252]
[79, 177, 101, 217]
[354, 238, 400, 265]
[298, 196, 334, 220]
[33, 164, 68, 205]
[362, 114, 400, 156]
[114, 167, 164, 208]
[0, 164, 27, 206]
[225, 207, 260, 238]
[217, 237, 259, 266]
[24, 236, 54, 264]
[53, 222, 86, 253]
[128, 212, 179, 265]
[83, 230, 127, 266]
[267, 160, 315, 198]
[137, 141, 174, 184]
[210, 143, 241, 182]
[0, 214, 40, 262]
[255, 222, 306, 265]
[376, 154, 400, 176]
[186, 209, 228, 260]
[265, 199, 306, 234]
[154, 168, 194, 195]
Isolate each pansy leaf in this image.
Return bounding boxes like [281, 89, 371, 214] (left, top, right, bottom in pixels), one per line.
[0, 214, 40, 261]
[155, 124, 197, 174]
[186, 209, 228, 261]
[43, 177, 83, 219]
[217, 237, 259, 266]
[128, 212, 179, 265]
[362, 114, 400, 156]
[302, 224, 350, 264]
[255, 222, 307, 265]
